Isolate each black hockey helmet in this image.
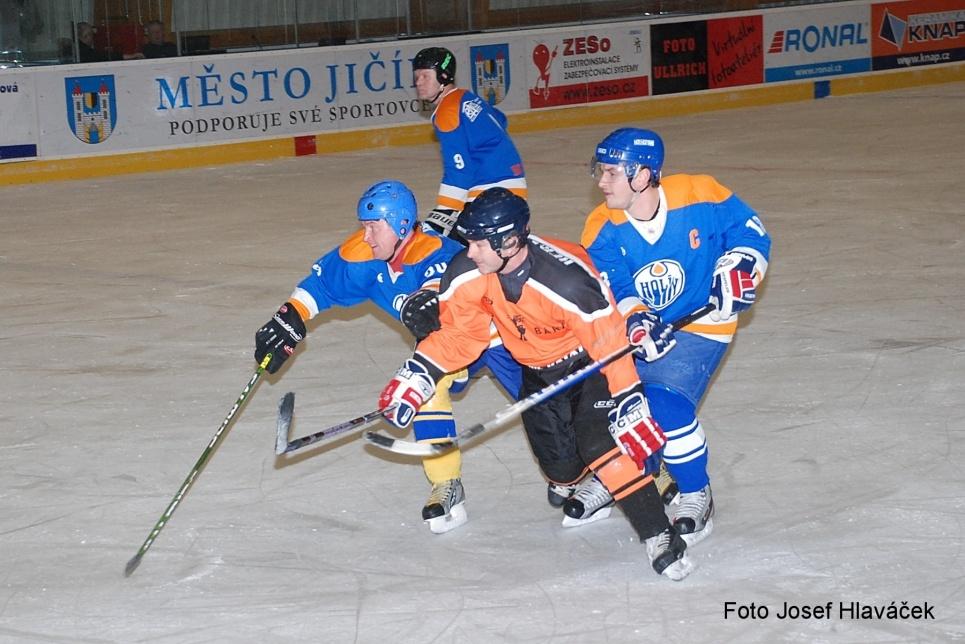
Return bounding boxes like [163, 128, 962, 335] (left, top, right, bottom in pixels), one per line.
[456, 188, 530, 252]
[412, 47, 456, 86]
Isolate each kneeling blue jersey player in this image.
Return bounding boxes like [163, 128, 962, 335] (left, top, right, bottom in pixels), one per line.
[253, 180, 520, 534]
[582, 128, 771, 547]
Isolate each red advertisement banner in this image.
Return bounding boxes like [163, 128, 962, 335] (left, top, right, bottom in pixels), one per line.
[528, 76, 649, 108]
[708, 15, 765, 88]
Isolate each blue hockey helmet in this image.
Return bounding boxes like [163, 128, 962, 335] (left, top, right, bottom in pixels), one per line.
[455, 187, 530, 252]
[592, 127, 665, 186]
[357, 180, 418, 238]
[412, 47, 456, 86]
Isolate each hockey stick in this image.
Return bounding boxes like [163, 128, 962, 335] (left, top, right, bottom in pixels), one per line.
[364, 304, 715, 457]
[274, 391, 398, 455]
[124, 354, 272, 577]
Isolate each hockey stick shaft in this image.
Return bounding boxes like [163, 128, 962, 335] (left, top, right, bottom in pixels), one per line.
[460, 303, 715, 435]
[365, 304, 715, 456]
[277, 404, 395, 454]
[124, 354, 272, 577]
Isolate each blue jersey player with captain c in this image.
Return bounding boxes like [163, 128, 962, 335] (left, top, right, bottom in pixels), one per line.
[581, 128, 771, 549]
[253, 180, 520, 535]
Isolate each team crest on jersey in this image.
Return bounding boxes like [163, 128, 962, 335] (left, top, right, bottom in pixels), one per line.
[511, 315, 528, 341]
[634, 260, 685, 310]
[65, 75, 117, 144]
[469, 44, 511, 106]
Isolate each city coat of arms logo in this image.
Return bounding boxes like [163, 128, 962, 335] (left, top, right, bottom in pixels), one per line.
[469, 44, 511, 105]
[65, 75, 118, 144]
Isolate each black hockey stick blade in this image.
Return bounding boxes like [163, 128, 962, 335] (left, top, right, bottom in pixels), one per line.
[363, 303, 715, 457]
[124, 552, 144, 577]
[274, 392, 295, 455]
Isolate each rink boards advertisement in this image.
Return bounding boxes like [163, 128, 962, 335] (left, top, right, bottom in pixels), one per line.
[763, 3, 873, 82]
[0, 0, 961, 167]
[0, 69, 38, 162]
[871, 0, 965, 69]
[30, 45, 443, 157]
[649, 14, 764, 95]
[524, 24, 651, 109]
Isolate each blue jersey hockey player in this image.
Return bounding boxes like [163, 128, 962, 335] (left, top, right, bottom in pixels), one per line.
[412, 47, 527, 239]
[582, 128, 771, 547]
[253, 180, 520, 534]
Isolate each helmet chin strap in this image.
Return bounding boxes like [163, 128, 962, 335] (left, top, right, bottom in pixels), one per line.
[496, 236, 525, 273]
[388, 230, 413, 267]
[625, 168, 658, 218]
[431, 83, 452, 104]
[624, 175, 650, 213]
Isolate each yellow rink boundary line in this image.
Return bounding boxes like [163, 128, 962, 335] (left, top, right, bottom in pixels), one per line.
[2, 63, 963, 186]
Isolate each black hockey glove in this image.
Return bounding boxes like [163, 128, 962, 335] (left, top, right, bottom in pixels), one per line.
[400, 289, 440, 341]
[255, 302, 306, 374]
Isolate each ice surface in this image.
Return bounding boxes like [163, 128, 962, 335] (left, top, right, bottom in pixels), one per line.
[2, 82, 964, 643]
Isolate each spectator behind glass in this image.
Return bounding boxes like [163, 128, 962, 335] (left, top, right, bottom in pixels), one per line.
[76, 21, 143, 62]
[142, 20, 177, 58]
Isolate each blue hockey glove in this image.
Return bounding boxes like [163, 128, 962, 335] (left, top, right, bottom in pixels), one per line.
[627, 310, 676, 362]
[710, 250, 758, 321]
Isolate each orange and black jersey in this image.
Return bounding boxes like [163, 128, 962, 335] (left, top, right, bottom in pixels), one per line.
[415, 234, 639, 397]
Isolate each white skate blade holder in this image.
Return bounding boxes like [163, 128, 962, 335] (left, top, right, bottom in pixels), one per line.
[680, 517, 714, 547]
[425, 502, 468, 534]
[662, 554, 697, 581]
[561, 505, 613, 528]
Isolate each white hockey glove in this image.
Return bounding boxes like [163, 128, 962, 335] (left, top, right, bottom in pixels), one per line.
[709, 250, 758, 321]
[607, 387, 666, 471]
[627, 310, 676, 362]
[422, 208, 459, 237]
[378, 358, 436, 429]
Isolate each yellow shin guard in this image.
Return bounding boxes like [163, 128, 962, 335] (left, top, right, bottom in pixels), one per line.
[414, 370, 466, 484]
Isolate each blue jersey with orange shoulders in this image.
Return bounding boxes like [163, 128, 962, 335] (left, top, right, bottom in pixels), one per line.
[287, 227, 461, 323]
[581, 174, 771, 343]
[432, 87, 527, 211]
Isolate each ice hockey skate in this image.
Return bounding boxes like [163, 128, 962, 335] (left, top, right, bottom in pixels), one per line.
[654, 461, 680, 506]
[422, 478, 467, 534]
[561, 475, 614, 527]
[673, 484, 714, 546]
[645, 527, 695, 581]
[547, 482, 577, 508]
